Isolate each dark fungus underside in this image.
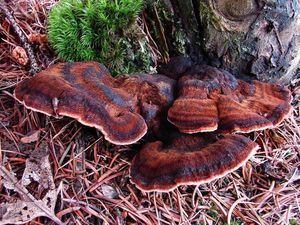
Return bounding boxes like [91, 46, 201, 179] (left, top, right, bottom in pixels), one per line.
[130, 133, 258, 191]
[167, 65, 292, 134]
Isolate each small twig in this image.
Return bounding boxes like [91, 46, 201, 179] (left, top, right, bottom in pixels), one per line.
[152, 3, 169, 63]
[0, 2, 40, 74]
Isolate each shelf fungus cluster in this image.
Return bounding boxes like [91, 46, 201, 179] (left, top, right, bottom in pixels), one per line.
[14, 61, 292, 192]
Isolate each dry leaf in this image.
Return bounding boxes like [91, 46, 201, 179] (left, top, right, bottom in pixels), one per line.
[22, 145, 53, 189]
[28, 33, 48, 45]
[101, 184, 118, 199]
[0, 144, 63, 225]
[242, 161, 253, 184]
[12, 46, 28, 65]
[0, 191, 56, 225]
[20, 130, 40, 144]
[0, 166, 63, 224]
[1, 20, 10, 32]
[271, 131, 286, 146]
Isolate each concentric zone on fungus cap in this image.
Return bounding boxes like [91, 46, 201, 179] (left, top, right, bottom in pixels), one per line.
[14, 61, 147, 145]
[167, 65, 292, 134]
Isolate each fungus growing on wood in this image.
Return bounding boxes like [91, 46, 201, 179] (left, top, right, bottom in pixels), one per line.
[14, 62, 175, 145]
[167, 65, 292, 134]
[14, 61, 293, 192]
[130, 132, 259, 192]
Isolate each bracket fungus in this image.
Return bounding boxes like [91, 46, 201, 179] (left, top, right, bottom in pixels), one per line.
[14, 61, 293, 192]
[14, 61, 175, 145]
[130, 132, 259, 192]
[168, 65, 292, 134]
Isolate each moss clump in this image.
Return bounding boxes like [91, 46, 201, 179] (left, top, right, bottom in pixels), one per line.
[225, 219, 243, 225]
[48, 0, 152, 75]
[141, 0, 189, 59]
[207, 205, 218, 218]
[199, 2, 221, 30]
[290, 218, 298, 225]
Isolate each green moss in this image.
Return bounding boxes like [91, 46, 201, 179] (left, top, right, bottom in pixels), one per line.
[207, 205, 218, 218]
[199, 2, 221, 30]
[48, 0, 152, 75]
[174, 27, 188, 55]
[145, 0, 189, 57]
[225, 219, 243, 225]
[290, 218, 298, 225]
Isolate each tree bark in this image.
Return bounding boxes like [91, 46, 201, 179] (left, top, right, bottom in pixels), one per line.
[149, 0, 300, 83]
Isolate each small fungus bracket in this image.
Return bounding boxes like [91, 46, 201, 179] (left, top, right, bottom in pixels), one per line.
[167, 65, 292, 134]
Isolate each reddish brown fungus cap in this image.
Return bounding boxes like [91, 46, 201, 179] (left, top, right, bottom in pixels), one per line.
[167, 65, 292, 134]
[14, 62, 148, 145]
[14, 62, 176, 145]
[130, 133, 259, 192]
[111, 73, 176, 135]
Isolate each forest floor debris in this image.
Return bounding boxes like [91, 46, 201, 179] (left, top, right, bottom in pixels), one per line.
[0, 1, 299, 224]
